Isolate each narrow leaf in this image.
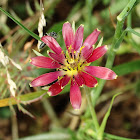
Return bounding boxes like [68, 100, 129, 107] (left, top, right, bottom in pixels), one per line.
[0, 7, 40, 41]
[97, 92, 122, 140]
[0, 84, 70, 108]
[0, 90, 47, 107]
[112, 60, 140, 76]
[104, 132, 140, 140]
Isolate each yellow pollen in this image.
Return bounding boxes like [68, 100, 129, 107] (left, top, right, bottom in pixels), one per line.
[61, 50, 89, 77]
[69, 59, 75, 63]
[68, 45, 73, 51]
[80, 46, 85, 52]
[66, 69, 78, 77]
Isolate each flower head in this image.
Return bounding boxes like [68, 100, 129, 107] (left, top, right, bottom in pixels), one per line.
[30, 22, 117, 109]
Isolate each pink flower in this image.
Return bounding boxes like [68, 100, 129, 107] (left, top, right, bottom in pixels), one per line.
[30, 22, 117, 109]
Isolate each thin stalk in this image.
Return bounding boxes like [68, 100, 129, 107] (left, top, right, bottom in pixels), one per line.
[85, 0, 98, 32]
[10, 106, 19, 140]
[86, 0, 92, 31]
[42, 98, 61, 128]
[0, 7, 41, 41]
[127, 13, 131, 28]
[92, 21, 124, 106]
[84, 86, 99, 132]
[127, 27, 140, 37]
[92, 0, 136, 106]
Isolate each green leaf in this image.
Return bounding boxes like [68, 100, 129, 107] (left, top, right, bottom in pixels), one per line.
[0, 7, 40, 41]
[0, 90, 47, 107]
[0, 83, 70, 108]
[104, 132, 140, 140]
[97, 92, 122, 140]
[112, 60, 140, 76]
[130, 27, 140, 42]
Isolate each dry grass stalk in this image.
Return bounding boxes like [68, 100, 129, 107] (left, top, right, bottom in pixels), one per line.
[0, 43, 22, 96]
[37, 1, 46, 50]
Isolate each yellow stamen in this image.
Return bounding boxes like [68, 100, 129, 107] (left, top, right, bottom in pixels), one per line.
[80, 46, 85, 52]
[66, 70, 78, 77]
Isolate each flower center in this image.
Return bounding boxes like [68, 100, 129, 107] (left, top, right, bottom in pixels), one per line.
[60, 50, 87, 77]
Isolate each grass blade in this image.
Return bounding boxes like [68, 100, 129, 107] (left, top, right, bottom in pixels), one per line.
[112, 60, 140, 76]
[0, 7, 40, 41]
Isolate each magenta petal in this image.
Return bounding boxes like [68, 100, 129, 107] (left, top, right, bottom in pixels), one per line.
[62, 22, 74, 49]
[72, 25, 84, 51]
[48, 52, 65, 64]
[61, 75, 70, 87]
[74, 73, 85, 86]
[83, 28, 101, 48]
[48, 79, 63, 96]
[70, 79, 81, 109]
[80, 71, 97, 87]
[41, 36, 62, 54]
[84, 66, 117, 80]
[30, 71, 63, 87]
[86, 45, 108, 63]
[30, 56, 61, 69]
[81, 47, 94, 60]
[81, 29, 101, 59]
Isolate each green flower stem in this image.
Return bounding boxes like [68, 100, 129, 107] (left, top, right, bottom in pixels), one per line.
[117, 0, 136, 22]
[86, 0, 92, 31]
[86, 0, 98, 32]
[84, 86, 99, 132]
[92, 21, 124, 106]
[127, 13, 131, 28]
[92, 0, 136, 106]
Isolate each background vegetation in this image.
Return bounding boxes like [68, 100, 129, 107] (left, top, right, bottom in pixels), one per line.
[0, 0, 140, 139]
